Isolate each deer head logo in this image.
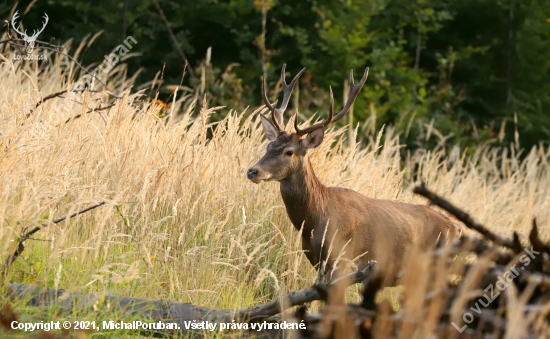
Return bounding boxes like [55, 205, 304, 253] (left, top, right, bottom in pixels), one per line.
[11, 11, 49, 54]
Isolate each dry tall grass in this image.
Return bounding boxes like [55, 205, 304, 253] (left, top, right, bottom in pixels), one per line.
[1, 42, 550, 337]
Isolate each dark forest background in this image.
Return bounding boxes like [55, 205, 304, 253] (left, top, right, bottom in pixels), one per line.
[3, 0, 550, 152]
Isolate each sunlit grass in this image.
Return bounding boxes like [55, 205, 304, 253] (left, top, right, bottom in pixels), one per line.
[1, 41, 549, 338]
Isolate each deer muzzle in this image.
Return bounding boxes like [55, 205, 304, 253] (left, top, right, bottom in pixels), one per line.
[247, 166, 270, 183]
[247, 168, 258, 179]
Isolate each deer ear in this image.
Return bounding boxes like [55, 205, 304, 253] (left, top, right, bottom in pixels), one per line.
[259, 114, 279, 141]
[302, 128, 324, 149]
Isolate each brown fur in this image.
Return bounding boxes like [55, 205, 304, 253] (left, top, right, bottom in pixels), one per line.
[249, 130, 461, 285]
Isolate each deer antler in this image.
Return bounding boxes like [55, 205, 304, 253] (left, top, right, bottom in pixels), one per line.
[294, 67, 369, 136]
[30, 13, 49, 39]
[11, 11, 28, 39]
[261, 64, 306, 131]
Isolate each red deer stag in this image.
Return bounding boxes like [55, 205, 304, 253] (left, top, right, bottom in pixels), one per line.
[247, 65, 461, 283]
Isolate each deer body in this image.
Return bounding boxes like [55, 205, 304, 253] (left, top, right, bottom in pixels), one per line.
[248, 65, 461, 282]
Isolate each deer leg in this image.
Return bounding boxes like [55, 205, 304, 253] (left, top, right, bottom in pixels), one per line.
[306, 230, 336, 282]
[323, 261, 347, 282]
[301, 236, 320, 267]
[322, 261, 334, 282]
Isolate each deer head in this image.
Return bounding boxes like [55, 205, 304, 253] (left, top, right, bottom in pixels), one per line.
[11, 11, 49, 54]
[247, 64, 369, 183]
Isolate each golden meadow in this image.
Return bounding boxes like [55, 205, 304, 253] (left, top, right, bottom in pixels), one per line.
[1, 40, 550, 337]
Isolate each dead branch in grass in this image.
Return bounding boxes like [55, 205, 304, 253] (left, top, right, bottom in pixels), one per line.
[1, 37, 146, 123]
[413, 182, 516, 250]
[234, 261, 377, 322]
[154, 1, 195, 79]
[4, 40, 111, 92]
[33, 89, 124, 110]
[2, 202, 106, 279]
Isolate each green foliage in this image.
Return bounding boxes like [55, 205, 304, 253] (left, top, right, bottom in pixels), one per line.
[4, 0, 549, 151]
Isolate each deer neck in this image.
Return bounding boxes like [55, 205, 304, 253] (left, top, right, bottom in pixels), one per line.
[279, 156, 328, 233]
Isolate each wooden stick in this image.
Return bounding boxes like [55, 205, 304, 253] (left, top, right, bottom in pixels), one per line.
[154, 1, 195, 78]
[234, 261, 376, 321]
[3, 39, 112, 92]
[413, 183, 515, 250]
[2, 202, 106, 277]
[34, 89, 124, 109]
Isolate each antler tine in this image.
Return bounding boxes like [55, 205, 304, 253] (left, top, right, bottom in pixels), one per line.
[11, 11, 26, 37]
[331, 67, 369, 123]
[295, 86, 334, 136]
[261, 65, 306, 131]
[274, 64, 306, 127]
[294, 67, 368, 136]
[31, 13, 49, 39]
[261, 74, 282, 131]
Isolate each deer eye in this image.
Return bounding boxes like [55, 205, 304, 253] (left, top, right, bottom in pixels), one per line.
[286, 150, 293, 156]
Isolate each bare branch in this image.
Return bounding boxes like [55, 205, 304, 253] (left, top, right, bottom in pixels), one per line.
[154, 1, 195, 79]
[2, 202, 106, 278]
[3, 39, 112, 93]
[413, 183, 515, 250]
[233, 260, 376, 322]
[34, 89, 124, 110]
[36, 45, 112, 92]
[0, 38, 63, 50]
[64, 103, 117, 123]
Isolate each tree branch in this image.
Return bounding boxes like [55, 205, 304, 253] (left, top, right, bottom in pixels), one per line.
[1, 38, 112, 92]
[34, 89, 124, 110]
[0, 38, 63, 50]
[36, 45, 113, 92]
[154, 1, 195, 78]
[413, 183, 515, 250]
[2, 202, 106, 278]
[233, 260, 377, 322]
